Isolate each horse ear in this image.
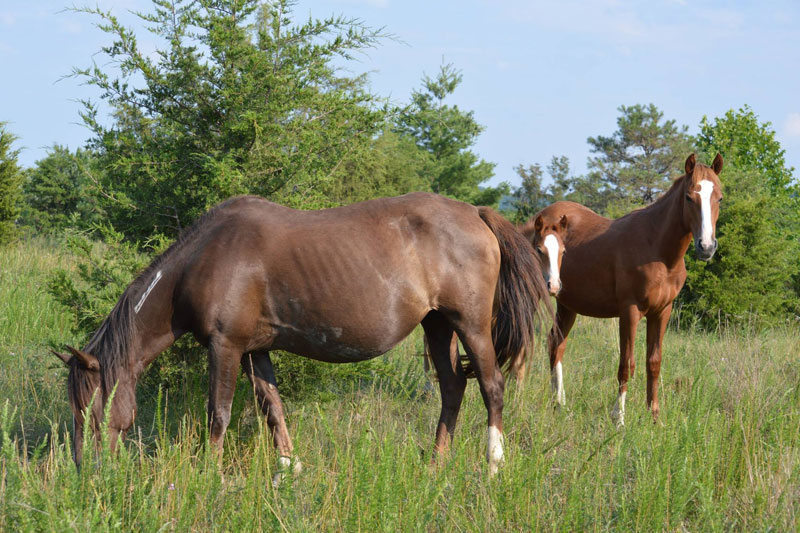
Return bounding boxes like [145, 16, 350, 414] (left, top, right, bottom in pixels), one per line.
[534, 215, 543, 231]
[558, 214, 568, 230]
[712, 153, 723, 175]
[66, 346, 100, 372]
[685, 153, 697, 176]
[50, 349, 73, 367]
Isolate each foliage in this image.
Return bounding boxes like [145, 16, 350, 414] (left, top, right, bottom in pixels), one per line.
[510, 156, 575, 222]
[698, 105, 795, 191]
[396, 63, 507, 206]
[21, 145, 100, 233]
[586, 103, 694, 216]
[680, 108, 800, 326]
[510, 163, 544, 222]
[326, 128, 430, 204]
[72, 0, 390, 241]
[0, 122, 23, 245]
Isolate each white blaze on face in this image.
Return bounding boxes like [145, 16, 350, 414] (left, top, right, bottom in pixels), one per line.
[543, 234, 561, 293]
[698, 180, 715, 247]
[487, 425, 505, 476]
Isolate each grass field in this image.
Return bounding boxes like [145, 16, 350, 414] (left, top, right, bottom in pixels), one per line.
[1, 239, 799, 531]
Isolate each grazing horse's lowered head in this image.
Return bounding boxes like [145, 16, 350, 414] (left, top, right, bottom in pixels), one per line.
[52, 294, 142, 467]
[528, 213, 568, 296]
[53, 345, 137, 465]
[683, 153, 724, 261]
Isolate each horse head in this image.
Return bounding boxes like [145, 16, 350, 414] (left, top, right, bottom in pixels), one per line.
[52, 346, 136, 466]
[531, 212, 568, 295]
[683, 153, 724, 261]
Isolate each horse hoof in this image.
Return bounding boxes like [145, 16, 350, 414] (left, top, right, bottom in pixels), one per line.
[610, 409, 625, 428]
[273, 455, 302, 487]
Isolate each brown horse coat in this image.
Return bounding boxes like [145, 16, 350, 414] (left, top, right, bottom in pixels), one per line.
[55, 192, 548, 476]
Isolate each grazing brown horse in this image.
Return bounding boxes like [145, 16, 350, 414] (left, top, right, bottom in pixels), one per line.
[522, 154, 723, 424]
[51, 192, 549, 476]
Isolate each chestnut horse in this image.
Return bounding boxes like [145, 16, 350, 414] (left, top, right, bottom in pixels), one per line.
[51, 192, 549, 476]
[512, 214, 567, 392]
[523, 154, 723, 425]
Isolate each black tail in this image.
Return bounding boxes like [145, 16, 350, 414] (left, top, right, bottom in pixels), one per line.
[466, 207, 552, 377]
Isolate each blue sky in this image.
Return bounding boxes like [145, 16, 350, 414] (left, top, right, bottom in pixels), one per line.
[2, 0, 798, 188]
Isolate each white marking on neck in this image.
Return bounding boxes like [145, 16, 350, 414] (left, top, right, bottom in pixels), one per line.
[543, 234, 561, 290]
[698, 180, 715, 247]
[487, 425, 505, 476]
[134, 270, 163, 314]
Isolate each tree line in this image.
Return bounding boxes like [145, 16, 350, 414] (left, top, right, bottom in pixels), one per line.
[0, 0, 797, 394]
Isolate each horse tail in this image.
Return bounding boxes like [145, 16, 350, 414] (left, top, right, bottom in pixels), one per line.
[469, 206, 553, 377]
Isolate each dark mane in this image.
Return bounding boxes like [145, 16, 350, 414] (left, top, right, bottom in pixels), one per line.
[85, 196, 258, 393]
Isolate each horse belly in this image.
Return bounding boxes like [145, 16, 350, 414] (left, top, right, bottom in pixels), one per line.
[268, 309, 422, 363]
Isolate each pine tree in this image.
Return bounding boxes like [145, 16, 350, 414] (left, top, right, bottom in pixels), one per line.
[396, 63, 504, 206]
[73, 0, 390, 240]
[22, 145, 99, 232]
[0, 122, 22, 245]
[586, 103, 694, 216]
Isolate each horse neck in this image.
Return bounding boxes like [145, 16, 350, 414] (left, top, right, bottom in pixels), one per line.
[130, 278, 182, 378]
[639, 178, 693, 268]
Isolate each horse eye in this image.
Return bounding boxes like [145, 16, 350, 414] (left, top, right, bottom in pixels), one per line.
[718, 197, 723, 204]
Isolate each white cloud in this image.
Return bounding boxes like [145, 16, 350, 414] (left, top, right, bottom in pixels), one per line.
[785, 113, 800, 138]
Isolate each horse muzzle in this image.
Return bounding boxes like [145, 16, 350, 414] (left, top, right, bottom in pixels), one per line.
[695, 239, 718, 261]
[546, 278, 561, 296]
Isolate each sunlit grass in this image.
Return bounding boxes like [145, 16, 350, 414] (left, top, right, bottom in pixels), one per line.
[1, 239, 798, 531]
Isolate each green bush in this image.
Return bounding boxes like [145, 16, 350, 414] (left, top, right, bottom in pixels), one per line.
[21, 145, 100, 233]
[0, 122, 23, 245]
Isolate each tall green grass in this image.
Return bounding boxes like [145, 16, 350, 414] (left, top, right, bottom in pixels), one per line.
[1, 239, 798, 530]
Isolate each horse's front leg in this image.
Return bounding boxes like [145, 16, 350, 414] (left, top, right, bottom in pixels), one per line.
[612, 304, 641, 427]
[207, 337, 243, 457]
[645, 304, 671, 421]
[549, 303, 577, 407]
[459, 328, 505, 477]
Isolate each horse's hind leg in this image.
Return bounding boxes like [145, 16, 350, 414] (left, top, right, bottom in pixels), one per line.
[422, 313, 467, 457]
[241, 351, 301, 476]
[645, 304, 671, 422]
[456, 325, 506, 476]
[549, 303, 577, 407]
